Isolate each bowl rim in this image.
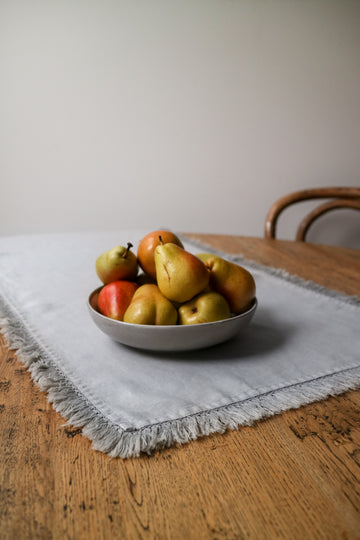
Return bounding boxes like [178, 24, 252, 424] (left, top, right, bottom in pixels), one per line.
[88, 286, 258, 329]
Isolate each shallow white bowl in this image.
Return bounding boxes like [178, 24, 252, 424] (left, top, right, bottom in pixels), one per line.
[88, 287, 257, 352]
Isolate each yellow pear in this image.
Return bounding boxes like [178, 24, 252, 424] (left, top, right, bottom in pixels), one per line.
[197, 253, 256, 314]
[154, 241, 210, 303]
[179, 292, 231, 325]
[96, 243, 138, 284]
[123, 284, 178, 325]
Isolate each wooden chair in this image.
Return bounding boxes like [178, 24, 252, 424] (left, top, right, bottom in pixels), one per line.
[264, 187, 360, 242]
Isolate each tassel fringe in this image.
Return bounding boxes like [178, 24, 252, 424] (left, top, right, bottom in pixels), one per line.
[1, 238, 360, 458]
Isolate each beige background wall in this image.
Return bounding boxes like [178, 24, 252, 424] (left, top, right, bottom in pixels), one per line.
[1, 1, 359, 247]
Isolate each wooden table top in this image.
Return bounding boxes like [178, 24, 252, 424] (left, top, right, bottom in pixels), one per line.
[1, 234, 360, 540]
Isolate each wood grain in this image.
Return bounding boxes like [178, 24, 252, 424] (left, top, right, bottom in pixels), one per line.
[1, 235, 360, 540]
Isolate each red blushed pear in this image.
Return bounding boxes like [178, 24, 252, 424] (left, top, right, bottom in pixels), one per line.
[97, 281, 138, 321]
[154, 239, 210, 303]
[197, 253, 256, 314]
[96, 243, 138, 285]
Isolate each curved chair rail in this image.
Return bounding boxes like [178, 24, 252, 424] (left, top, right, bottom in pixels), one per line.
[265, 187, 360, 241]
[296, 198, 360, 241]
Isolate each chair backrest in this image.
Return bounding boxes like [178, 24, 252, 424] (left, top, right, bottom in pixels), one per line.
[264, 187, 360, 242]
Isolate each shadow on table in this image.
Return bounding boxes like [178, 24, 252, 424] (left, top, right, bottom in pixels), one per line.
[133, 307, 296, 363]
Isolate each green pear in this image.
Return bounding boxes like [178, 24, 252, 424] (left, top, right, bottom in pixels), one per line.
[96, 242, 138, 284]
[197, 253, 256, 314]
[123, 284, 178, 325]
[154, 241, 210, 303]
[178, 292, 231, 325]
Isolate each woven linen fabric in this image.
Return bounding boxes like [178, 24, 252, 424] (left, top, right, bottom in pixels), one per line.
[1, 230, 359, 458]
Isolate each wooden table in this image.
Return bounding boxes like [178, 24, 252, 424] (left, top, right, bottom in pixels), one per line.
[1, 234, 360, 540]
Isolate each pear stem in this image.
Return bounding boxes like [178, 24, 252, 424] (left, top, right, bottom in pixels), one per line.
[158, 236, 164, 245]
[125, 242, 133, 258]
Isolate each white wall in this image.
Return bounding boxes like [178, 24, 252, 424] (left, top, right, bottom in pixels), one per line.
[1, 0, 360, 247]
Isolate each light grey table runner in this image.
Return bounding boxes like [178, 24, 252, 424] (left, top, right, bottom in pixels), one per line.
[0, 230, 359, 458]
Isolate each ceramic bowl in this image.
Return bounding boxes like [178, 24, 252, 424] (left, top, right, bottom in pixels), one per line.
[88, 287, 257, 352]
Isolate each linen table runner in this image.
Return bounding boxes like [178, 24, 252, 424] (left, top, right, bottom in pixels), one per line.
[0, 230, 359, 458]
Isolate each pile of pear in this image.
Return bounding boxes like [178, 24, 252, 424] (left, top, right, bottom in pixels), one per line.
[94, 230, 256, 326]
